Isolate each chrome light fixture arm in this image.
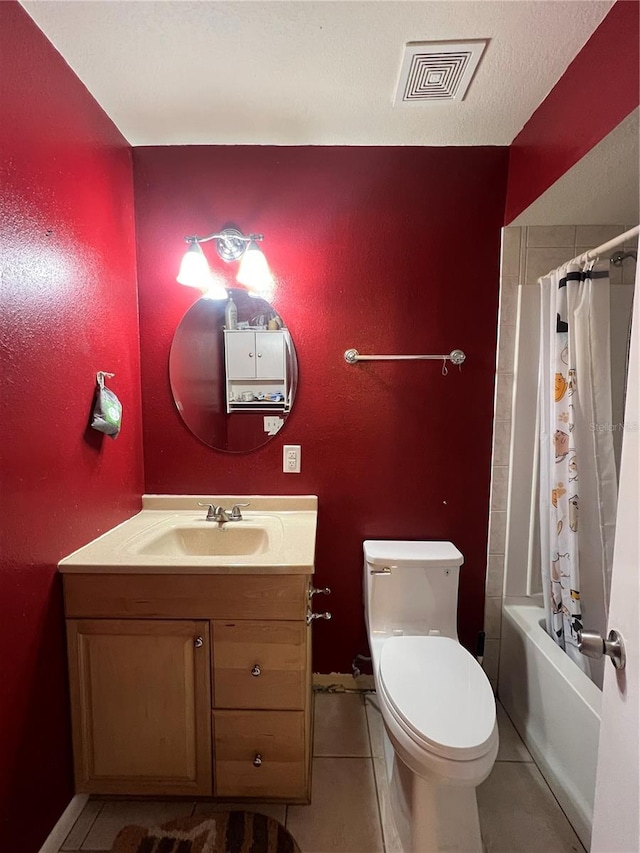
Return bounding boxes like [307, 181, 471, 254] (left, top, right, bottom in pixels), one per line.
[184, 228, 264, 262]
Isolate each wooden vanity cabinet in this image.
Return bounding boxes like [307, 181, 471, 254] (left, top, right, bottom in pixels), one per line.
[64, 573, 312, 801]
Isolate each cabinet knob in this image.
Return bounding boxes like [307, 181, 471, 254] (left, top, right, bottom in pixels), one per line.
[248, 352, 254, 358]
[253, 753, 263, 767]
[257, 352, 262, 357]
[194, 636, 204, 648]
[251, 664, 261, 677]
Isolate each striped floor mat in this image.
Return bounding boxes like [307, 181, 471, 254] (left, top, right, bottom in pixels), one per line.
[111, 811, 301, 853]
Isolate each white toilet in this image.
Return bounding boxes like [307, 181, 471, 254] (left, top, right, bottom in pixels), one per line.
[364, 540, 498, 853]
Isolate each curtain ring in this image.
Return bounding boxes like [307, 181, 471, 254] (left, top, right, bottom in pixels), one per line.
[442, 358, 448, 376]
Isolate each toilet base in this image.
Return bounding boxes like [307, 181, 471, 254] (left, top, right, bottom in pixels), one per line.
[383, 730, 483, 853]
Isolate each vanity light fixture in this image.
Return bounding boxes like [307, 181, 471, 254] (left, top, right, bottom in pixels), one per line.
[177, 227, 275, 300]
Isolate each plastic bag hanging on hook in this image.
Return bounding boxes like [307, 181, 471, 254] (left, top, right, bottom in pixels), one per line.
[91, 372, 122, 438]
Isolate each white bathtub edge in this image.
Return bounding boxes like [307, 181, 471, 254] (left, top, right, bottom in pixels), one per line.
[499, 601, 602, 851]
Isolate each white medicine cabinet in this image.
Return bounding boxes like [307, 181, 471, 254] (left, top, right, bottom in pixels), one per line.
[224, 329, 292, 413]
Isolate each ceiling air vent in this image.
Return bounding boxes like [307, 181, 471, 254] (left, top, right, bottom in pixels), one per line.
[394, 40, 488, 104]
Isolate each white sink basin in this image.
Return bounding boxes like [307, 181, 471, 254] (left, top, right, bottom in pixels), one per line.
[132, 521, 280, 558]
[58, 495, 317, 574]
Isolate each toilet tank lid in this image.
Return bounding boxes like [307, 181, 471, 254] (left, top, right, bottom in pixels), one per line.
[363, 540, 464, 568]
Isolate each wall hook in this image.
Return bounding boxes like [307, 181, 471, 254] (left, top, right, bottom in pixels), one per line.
[96, 371, 115, 389]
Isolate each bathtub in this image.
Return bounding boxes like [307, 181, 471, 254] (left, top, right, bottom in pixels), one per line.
[499, 601, 602, 850]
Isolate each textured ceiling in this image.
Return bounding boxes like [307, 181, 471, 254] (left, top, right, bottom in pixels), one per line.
[21, 0, 614, 146]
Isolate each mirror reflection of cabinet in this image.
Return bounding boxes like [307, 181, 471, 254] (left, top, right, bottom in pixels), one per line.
[224, 329, 292, 413]
[169, 289, 298, 452]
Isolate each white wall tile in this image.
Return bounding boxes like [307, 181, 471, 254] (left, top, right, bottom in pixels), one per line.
[492, 420, 511, 466]
[483, 639, 500, 682]
[497, 324, 516, 374]
[490, 466, 509, 511]
[623, 231, 638, 250]
[484, 597, 502, 639]
[575, 224, 625, 248]
[488, 511, 507, 556]
[501, 228, 522, 278]
[495, 373, 514, 421]
[623, 259, 638, 285]
[526, 226, 575, 248]
[486, 555, 505, 597]
[525, 247, 574, 286]
[499, 279, 518, 324]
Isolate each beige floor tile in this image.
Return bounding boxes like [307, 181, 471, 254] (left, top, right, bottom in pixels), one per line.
[478, 763, 584, 852]
[496, 703, 533, 763]
[372, 757, 403, 853]
[313, 692, 370, 757]
[287, 758, 383, 852]
[61, 800, 103, 850]
[193, 800, 286, 824]
[364, 694, 385, 758]
[81, 800, 195, 850]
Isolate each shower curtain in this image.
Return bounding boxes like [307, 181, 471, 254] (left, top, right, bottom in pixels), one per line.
[538, 260, 618, 679]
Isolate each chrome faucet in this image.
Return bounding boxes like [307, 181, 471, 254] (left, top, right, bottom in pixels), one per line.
[198, 502, 250, 522]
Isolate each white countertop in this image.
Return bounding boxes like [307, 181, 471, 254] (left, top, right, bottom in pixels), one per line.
[59, 495, 317, 575]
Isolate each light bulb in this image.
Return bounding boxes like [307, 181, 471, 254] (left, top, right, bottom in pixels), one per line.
[177, 243, 210, 289]
[236, 241, 275, 300]
[177, 242, 229, 299]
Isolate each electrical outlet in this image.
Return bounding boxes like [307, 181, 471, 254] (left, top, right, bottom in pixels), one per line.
[264, 416, 284, 436]
[283, 444, 301, 473]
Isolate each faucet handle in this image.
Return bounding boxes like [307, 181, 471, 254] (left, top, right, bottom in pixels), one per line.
[309, 586, 331, 600]
[197, 502, 217, 520]
[231, 502, 250, 520]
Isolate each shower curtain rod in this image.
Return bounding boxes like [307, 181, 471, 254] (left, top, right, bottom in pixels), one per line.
[566, 224, 639, 267]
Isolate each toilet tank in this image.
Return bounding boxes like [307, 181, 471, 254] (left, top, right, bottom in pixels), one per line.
[364, 540, 464, 640]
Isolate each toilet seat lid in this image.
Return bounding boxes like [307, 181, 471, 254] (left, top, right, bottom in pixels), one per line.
[379, 636, 496, 760]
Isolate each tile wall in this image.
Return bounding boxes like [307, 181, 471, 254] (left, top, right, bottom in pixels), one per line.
[484, 224, 638, 689]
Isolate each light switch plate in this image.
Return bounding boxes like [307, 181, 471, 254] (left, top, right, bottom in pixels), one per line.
[283, 445, 301, 473]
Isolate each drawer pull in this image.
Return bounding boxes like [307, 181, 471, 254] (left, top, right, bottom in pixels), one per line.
[194, 636, 204, 648]
[253, 753, 263, 767]
[251, 664, 261, 677]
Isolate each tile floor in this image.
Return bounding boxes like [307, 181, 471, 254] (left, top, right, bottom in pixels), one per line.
[56, 692, 585, 853]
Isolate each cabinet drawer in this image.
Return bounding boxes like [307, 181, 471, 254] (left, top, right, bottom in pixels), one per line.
[213, 710, 307, 799]
[212, 621, 307, 710]
[64, 574, 308, 620]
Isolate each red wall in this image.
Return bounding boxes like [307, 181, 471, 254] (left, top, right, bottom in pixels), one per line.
[505, 0, 640, 223]
[0, 4, 143, 851]
[134, 145, 508, 673]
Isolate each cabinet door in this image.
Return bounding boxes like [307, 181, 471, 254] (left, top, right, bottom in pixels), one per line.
[67, 619, 212, 795]
[225, 331, 258, 379]
[255, 332, 285, 379]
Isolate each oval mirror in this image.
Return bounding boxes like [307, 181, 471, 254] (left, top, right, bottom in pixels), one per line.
[169, 288, 298, 452]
